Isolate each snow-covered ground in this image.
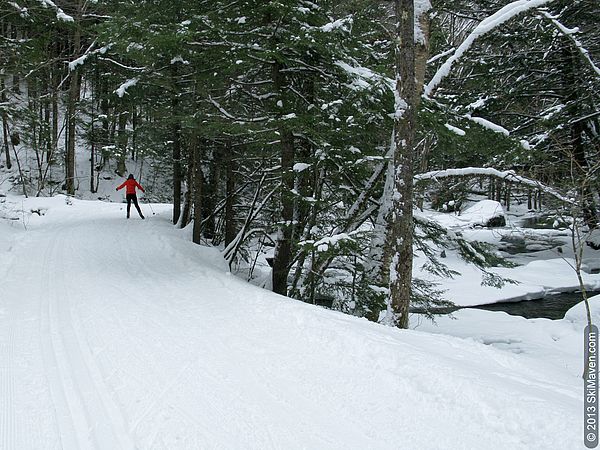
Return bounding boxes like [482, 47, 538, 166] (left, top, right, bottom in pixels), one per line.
[0, 195, 589, 449]
[418, 199, 600, 306]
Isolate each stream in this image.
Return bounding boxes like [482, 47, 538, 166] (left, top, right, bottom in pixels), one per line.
[469, 290, 600, 320]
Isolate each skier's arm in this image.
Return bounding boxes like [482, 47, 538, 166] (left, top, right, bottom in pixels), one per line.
[116, 181, 126, 191]
[136, 181, 145, 193]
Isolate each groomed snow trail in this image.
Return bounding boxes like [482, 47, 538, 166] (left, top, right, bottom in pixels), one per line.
[0, 197, 582, 449]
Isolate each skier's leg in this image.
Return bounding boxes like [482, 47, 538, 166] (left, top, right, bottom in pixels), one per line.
[133, 195, 144, 219]
[126, 195, 132, 218]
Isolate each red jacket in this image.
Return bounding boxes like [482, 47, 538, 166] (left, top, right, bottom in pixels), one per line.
[117, 179, 145, 195]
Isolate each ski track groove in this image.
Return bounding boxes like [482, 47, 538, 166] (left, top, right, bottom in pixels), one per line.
[38, 226, 135, 449]
[1, 292, 17, 450]
[63, 220, 199, 444]
[82, 219, 274, 447]
[60, 225, 136, 450]
[40, 232, 81, 450]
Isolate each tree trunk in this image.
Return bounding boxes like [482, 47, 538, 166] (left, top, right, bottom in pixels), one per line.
[192, 136, 203, 244]
[562, 44, 598, 228]
[271, 60, 295, 296]
[201, 148, 218, 240]
[99, 78, 110, 167]
[224, 142, 237, 247]
[171, 68, 182, 225]
[131, 107, 137, 160]
[272, 129, 295, 296]
[116, 108, 128, 176]
[180, 138, 194, 229]
[1, 76, 11, 170]
[172, 106, 182, 225]
[65, 6, 82, 195]
[385, 0, 420, 328]
[50, 57, 59, 163]
[43, 76, 51, 163]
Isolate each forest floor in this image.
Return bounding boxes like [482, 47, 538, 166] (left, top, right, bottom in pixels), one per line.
[0, 194, 591, 449]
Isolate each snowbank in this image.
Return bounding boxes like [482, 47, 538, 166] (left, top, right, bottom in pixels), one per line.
[415, 295, 600, 399]
[416, 247, 600, 307]
[565, 294, 600, 325]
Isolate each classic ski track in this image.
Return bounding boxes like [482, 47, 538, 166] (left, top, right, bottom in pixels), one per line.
[64, 220, 199, 445]
[1, 285, 17, 450]
[39, 232, 81, 450]
[64, 229, 137, 449]
[40, 227, 134, 449]
[1, 220, 34, 449]
[98, 221, 280, 447]
[59, 226, 136, 449]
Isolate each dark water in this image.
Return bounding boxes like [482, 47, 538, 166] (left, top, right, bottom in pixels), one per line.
[470, 290, 600, 320]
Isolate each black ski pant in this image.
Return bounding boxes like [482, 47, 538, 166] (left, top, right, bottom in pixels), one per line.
[126, 193, 144, 218]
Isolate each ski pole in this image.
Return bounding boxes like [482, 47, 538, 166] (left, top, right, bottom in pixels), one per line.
[148, 200, 156, 216]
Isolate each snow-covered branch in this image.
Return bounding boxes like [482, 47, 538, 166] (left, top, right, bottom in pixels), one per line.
[208, 96, 269, 123]
[538, 10, 600, 77]
[36, 0, 74, 22]
[114, 78, 139, 97]
[335, 61, 393, 91]
[414, 167, 572, 203]
[424, 0, 556, 97]
[9, 2, 29, 18]
[98, 57, 147, 72]
[68, 41, 112, 72]
[427, 47, 456, 65]
[465, 115, 510, 136]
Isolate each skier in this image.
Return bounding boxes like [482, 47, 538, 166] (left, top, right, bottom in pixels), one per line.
[116, 174, 145, 219]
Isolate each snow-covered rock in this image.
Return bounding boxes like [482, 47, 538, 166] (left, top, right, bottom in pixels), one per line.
[460, 199, 506, 227]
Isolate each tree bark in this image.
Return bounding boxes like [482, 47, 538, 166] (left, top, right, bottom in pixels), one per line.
[50, 45, 59, 163]
[386, 0, 419, 328]
[272, 129, 295, 295]
[65, 4, 83, 195]
[172, 94, 181, 224]
[192, 135, 203, 244]
[201, 148, 218, 240]
[224, 141, 237, 247]
[180, 138, 194, 229]
[116, 108, 128, 176]
[271, 60, 295, 296]
[1, 76, 11, 170]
